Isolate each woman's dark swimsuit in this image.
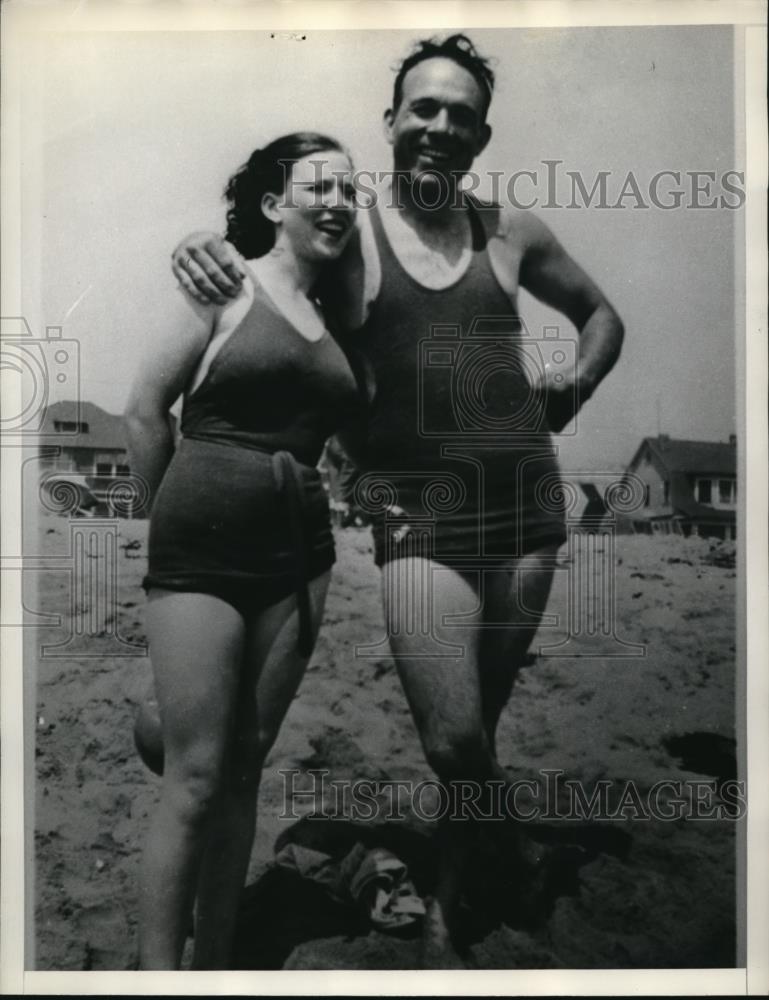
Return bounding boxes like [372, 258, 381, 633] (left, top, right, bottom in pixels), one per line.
[143, 280, 362, 652]
[355, 203, 566, 569]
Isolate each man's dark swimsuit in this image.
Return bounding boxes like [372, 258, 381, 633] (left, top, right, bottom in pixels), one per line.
[143, 279, 362, 651]
[355, 202, 566, 568]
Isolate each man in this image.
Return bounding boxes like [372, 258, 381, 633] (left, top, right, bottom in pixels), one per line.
[172, 34, 624, 965]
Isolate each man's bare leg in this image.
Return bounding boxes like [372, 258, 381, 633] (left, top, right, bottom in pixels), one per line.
[478, 545, 560, 757]
[381, 549, 558, 966]
[381, 558, 494, 967]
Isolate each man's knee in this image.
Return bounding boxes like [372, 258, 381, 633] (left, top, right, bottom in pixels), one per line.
[423, 727, 492, 782]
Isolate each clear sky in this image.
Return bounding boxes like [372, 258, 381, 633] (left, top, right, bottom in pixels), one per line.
[22, 24, 739, 471]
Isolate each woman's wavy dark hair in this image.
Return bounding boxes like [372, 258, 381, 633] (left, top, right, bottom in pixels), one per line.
[224, 132, 346, 259]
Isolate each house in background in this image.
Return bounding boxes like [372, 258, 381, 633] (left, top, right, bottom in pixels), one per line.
[37, 400, 134, 516]
[38, 400, 130, 476]
[624, 434, 737, 540]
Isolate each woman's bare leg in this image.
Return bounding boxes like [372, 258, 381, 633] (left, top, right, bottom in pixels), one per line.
[138, 590, 245, 970]
[191, 573, 331, 970]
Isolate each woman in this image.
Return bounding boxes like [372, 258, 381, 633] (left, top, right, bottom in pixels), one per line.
[125, 133, 361, 970]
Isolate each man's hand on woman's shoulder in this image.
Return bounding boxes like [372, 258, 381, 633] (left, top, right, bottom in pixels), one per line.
[171, 232, 246, 305]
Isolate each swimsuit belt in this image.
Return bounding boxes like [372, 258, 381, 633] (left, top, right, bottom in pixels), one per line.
[183, 434, 315, 656]
[271, 450, 314, 657]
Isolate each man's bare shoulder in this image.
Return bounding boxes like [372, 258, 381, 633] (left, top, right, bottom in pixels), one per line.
[466, 195, 554, 253]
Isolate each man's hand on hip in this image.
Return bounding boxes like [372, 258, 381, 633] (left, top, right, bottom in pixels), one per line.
[530, 363, 588, 434]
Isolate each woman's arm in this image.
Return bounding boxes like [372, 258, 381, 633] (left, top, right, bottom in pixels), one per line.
[125, 288, 218, 514]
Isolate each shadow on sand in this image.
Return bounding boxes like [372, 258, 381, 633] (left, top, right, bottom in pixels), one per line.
[231, 814, 632, 970]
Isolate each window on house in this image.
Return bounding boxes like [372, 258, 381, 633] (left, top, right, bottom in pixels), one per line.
[643, 484, 650, 507]
[696, 479, 712, 504]
[718, 479, 735, 505]
[663, 481, 670, 505]
[53, 420, 89, 433]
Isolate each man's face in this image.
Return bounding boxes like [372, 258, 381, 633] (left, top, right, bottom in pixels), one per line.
[384, 57, 492, 188]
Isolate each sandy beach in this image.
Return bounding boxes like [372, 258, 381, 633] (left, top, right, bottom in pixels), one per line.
[32, 511, 739, 970]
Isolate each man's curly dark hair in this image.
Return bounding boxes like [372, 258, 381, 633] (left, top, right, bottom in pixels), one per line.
[224, 132, 346, 260]
[391, 33, 495, 118]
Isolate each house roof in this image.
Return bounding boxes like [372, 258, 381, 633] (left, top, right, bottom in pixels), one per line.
[38, 400, 128, 451]
[628, 435, 736, 477]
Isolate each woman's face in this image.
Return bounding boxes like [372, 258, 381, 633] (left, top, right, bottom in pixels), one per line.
[266, 150, 357, 262]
